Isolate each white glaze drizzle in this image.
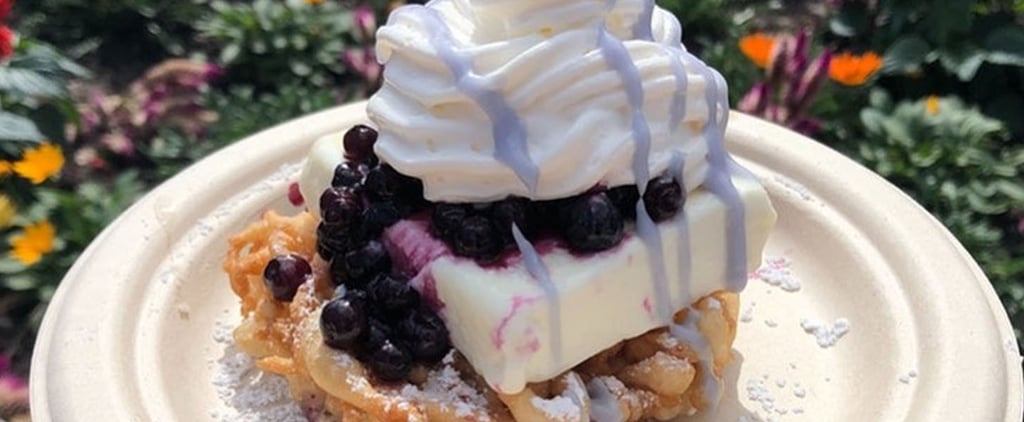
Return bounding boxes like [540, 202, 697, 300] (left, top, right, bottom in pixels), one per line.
[401, 6, 540, 194]
[511, 223, 562, 364]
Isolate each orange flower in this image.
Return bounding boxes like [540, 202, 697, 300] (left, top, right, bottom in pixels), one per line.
[304, 0, 324, 4]
[12, 143, 64, 184]
[925, 95, 940, 116]
[9, 220, 55, 266]
[739, 33, 776, 68]
[829, 52, 883, 86]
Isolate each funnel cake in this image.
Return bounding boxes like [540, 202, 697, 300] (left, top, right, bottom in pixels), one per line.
[223, 0, 775, 420]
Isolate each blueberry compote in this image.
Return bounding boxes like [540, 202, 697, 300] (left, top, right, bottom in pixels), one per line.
[267, 125, 688, 381]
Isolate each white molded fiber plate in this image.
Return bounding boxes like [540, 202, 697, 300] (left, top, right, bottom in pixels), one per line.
[30, 103, 1023, 421]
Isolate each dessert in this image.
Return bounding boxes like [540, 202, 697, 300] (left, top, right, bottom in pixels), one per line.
[223, 0, 776, 420]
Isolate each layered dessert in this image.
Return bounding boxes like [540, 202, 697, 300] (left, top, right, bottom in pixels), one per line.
[223, 0, 776, 420]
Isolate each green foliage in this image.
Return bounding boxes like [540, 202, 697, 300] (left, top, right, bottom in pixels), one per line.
[15, 0, 206, 82]
[828, 0, 1024, 135]
[0, 40, 89, 143]
[849, 90, 1024, 325]
[198, 0, 355, 90]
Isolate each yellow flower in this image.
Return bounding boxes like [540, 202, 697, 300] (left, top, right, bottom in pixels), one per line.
[304, 0, 324, 4]
[13, 143, 64, 184]
[0, 160, 10, 178]
[739, 33, 776, 68]
[828, 52, 883, 86]
[0, 194, 14, 228]
[9, 220, 56, 266]
[926, 95, 940, 116]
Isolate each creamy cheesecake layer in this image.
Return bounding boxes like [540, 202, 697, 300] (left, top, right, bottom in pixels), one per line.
[428, 176, 774, 393]
[300, 133, 346, 217]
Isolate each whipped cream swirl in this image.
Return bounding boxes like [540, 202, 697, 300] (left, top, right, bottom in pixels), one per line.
[368, 0, 716, 202]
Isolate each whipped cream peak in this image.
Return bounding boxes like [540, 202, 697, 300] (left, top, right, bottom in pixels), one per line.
[368, 0, 718, 202]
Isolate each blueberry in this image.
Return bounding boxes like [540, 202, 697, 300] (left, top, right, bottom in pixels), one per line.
[332, 162, 368, 188]
[343, 124, 378, 162]
[341, 240, 391, 288]
[451, 215, 500, 261]
[398, 309, 451, 363]
[491, 197, 532, 246]
[320, 294, 367, 350]
[643, 176, 683, 222]
[320, 187, 363, 228]
[431, 203, 469, 240]
[364, 165, 423, 202]
[606, 185, 640, 220]
[262, 254, 312, 301]
[563, 192, 624, 252]
[367, 274, 420, 314]
[366, 338, 412, 381]
[362, 201, 407, 236]
[317, 222, 360, 260]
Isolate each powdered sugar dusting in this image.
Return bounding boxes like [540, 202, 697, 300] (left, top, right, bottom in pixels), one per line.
[532, 395, 581, 420]
[400, 352, 489, 420]
[210, 320, 305, 422]
[751, 256, 801, 292]
[799, 317, 851, 348]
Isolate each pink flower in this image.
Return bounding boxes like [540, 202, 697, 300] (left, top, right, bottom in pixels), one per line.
[0, 354, 29, 413]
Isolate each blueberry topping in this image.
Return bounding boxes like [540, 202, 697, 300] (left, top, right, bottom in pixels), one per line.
[606, 185, 640, 219]
[320, 294, 367, 349]
[341, 240, 391, 287]
[320, 187, 363, 228]
[262, 254, 312, 301]
[317, 222, 360, 260]
[643, 176, 683, 222]
[451, 215, 500, 261]
[343, 124, 378, 162]
[332, 162, 368, 188]
[364, 165, 423, 202]
[431, 203, 469, 240]
[368, 274, 420, 314]
[399, 309, 451, 363]
[362, 201, 406, 237]
[366, 338, 412, 381]
[563, 192, 624, 252]
[491, 197, 532, 246]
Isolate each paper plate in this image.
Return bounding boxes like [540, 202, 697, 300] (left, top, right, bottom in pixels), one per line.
[30, 102, 1023, 421]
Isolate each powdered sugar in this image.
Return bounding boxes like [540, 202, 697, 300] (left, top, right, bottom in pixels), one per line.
[751, 256, 801, 292]
[399, 353, 490, 419]
[210, 320, 305, 422]
[531, 395, 582, 420]
[799, 318, 851, 348]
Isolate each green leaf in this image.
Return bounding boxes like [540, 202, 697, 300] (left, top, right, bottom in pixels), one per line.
[0, 111, 46, 142]
[985, 26, 1024, 67]
[220, 43, 241, 64]
[938, 48, 987, 81]
[829, 6, 868, 37]
[4, 274, 39, 291]
[0, 258, 27, 274]
[883, 36, 931, 74]
[994, 180, 1024, 202]
[0, 67, 66, 98]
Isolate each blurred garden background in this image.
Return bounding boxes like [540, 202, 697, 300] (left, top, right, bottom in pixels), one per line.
[0, 0, 1022, 419]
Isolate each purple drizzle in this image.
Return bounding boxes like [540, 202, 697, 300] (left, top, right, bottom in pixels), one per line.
[402, 6, 540, 193]
[697, 68, 748, 291]
[596, 23, 673, 323]
[669, 150, 692, 304]
[511, 223, 562, 364]
[669, 309, 721, 404]
[632, 0, 655, 41]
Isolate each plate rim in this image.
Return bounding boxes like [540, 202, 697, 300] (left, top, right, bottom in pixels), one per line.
[29, 103, 1023, 421]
